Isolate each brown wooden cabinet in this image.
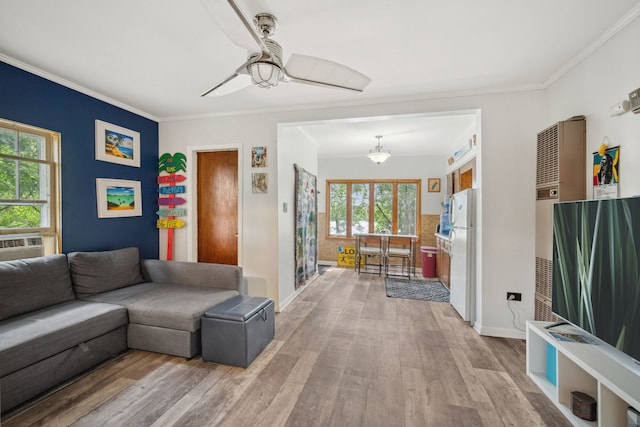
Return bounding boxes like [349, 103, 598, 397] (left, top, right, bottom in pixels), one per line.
[447, 157, 476, 195]
[435, 234, 450, 288]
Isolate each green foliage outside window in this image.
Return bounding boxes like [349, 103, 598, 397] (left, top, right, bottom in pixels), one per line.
[327, 180, 419, 237]
[0, 127, 49, 229]
[329, 182, 347, 235]
[351, 183, 369, 234]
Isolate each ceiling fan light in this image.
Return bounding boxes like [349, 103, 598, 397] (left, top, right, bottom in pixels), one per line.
[248, 61, 283, 88]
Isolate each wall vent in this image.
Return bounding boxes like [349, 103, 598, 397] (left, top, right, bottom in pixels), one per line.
[536, 123, 559, 186]
[0, 236, 44, 261]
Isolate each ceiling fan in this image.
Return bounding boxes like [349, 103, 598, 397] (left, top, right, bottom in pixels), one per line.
[200, 0, 371, 97]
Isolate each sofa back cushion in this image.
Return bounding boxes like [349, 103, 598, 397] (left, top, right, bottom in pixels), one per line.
[0, 254, 75, 321]
[68, 247, 145, 298]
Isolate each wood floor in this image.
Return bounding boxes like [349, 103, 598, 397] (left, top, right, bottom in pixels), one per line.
[3, 268, 571, 427]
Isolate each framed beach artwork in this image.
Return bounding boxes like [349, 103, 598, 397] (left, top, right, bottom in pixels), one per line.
[95, 120, 140, 167]
[96, 178, 142, 218]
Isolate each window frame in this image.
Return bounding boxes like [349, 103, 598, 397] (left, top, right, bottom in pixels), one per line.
[0, 118, 61, 248]
[325, 179, 421, 239]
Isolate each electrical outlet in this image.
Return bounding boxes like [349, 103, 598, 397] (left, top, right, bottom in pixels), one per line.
[507, 292, 522, 301]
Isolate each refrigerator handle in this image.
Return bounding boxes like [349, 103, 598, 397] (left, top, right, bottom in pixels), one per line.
[450, 196, 456, 226]
[449, 229, 455, 260]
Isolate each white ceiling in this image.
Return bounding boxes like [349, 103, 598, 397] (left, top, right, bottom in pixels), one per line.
[286, 112, 478, 159]
[1, 0, 639, 156]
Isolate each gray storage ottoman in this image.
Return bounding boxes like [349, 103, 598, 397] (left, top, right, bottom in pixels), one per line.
[201, 295, 274, 367]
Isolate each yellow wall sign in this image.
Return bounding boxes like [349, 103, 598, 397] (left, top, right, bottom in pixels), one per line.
[337, 246, 358, 267]
[157, 219, 186, 229]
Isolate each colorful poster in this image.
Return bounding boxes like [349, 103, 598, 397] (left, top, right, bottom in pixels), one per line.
[294, 164, 317, 289]
[593, 146, 619, 199]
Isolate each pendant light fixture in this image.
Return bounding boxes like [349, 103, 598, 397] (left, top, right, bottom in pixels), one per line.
[367, 135, 391, 165]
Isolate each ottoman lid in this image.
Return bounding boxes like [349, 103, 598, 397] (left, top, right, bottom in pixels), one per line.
[204, 295, 273, 322]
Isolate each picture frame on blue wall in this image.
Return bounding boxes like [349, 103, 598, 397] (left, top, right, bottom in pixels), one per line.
[95, 120, 140, 167]
[96, 178, 142, 218]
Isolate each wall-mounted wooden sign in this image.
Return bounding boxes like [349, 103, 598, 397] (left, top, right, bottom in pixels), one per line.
[157, 174, 186, 184]
[158, 152, 187, 261]
[157, 219, 186, 229]
[156, 208, 186, 217]
[158, 185, 186, 195]
[158, 197, 186, 206]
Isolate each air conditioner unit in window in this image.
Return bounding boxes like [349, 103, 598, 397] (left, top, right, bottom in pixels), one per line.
[0, 235, 44, 261]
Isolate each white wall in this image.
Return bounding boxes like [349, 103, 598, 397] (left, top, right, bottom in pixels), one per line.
[160, 90, 546, 337]
[160, 114, 280, 306]
[546, 16, 640, 197]
[276, 125, 319, 309]
[317, 154, 448, 215]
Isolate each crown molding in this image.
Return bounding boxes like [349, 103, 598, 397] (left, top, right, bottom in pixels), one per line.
[544, 3, 640, 87]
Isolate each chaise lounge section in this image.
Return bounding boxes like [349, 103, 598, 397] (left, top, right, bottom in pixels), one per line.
[0, 247, 245, 414]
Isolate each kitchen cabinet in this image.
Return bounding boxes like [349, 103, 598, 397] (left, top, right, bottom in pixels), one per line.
[447, 157, 476, 194]
[435, 234, 450, 288]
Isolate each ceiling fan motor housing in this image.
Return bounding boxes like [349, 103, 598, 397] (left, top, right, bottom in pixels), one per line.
[254, 13, 278, 36]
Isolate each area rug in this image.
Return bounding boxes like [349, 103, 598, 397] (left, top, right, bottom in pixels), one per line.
[385, 277, 450, 302]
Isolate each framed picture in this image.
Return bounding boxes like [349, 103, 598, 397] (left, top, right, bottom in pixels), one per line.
[428, 178, 441, 192]
[95, 120, 140, 167]
[593, 146, 620, 199]
[252, 173, 268, 194]
[96, 178, 142, 218]
[251, 146, 267, 167]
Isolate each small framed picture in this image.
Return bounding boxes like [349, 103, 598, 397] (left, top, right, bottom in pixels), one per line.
[252, 173, 268, 194]
[251, 146, 267, 168]
[95, 120, 140, 167]
[96, 178, 142, 218]
[428, 178, 441, 192]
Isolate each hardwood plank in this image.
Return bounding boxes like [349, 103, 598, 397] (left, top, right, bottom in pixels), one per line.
[326, 374, 368, 427]
[254, 350, 319, 427]
[175, 339, 284, 427]
[474, 368, 548, 426]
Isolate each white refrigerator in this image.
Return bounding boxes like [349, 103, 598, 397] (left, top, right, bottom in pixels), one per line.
[449, 188, 475, 323]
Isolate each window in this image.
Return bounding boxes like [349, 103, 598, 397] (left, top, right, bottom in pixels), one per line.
[0, 119, 60, 251]
[327, 179, 420, 237]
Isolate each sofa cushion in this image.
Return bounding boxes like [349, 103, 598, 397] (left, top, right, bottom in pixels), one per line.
[83, 283, 238, 332]
[0, 300, 127, 376]
[0, 254, 75, 322]
[68, 247, 145, 298]
[127, 285, 239, 332]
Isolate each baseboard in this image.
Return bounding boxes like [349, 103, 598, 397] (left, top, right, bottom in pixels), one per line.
[474, 323, 526, 340]
[278, 283, 308, 312]
[280, 264, 333, 312]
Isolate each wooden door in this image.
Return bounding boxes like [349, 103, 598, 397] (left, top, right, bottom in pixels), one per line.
[197, 150, 238, 265]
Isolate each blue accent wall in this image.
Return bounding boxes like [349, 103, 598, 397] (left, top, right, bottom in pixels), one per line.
[0, 61, 159, 258]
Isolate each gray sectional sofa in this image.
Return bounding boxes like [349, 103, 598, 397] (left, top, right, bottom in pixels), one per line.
[0, 247, 245, 414]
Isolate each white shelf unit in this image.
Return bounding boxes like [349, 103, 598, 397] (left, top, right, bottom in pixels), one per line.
[526, 321, 640, 427]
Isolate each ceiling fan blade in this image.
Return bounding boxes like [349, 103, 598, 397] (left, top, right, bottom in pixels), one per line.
[201, 73, 251, 97]
[201, 0, 269, 54]
[201, 60, 252, 97]
[284, 54, 371, 92]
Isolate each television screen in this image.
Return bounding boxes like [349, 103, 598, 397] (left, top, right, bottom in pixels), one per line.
[552, 196, 640, 362]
